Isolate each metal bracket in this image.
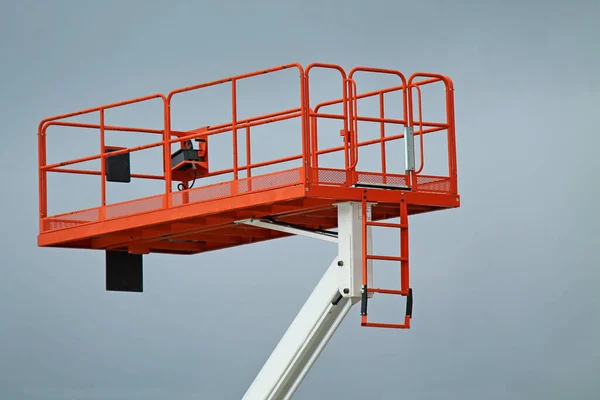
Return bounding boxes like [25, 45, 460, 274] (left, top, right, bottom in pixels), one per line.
[236, 218, 339, 243]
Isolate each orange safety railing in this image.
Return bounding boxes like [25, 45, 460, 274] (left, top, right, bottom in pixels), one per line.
[37, 63, 457, 233]
[408, 73, 457, 194]
[38, 94, 169, 232]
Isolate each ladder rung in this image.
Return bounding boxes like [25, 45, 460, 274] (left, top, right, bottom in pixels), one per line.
[365, 254, 407, 262]
[361, 322, 410, 329]
[369, 288, 408, 295]
[365, 221, 407, 229]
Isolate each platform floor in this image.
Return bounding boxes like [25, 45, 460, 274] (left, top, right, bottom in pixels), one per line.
[38, 168, 459, 254]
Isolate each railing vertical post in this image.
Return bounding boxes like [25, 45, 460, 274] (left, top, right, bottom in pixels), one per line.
[310, 108, 318, 170]
[379, 92, 387, 184]
[164, 97, 172, 208]
[300, 72, 309, 186]
[245, 125, 252, 178]
[232, 79, 239, 181]
[246, 125, 252, 191]
[231, 79, 239, 196]
[100, 109, 106, 220]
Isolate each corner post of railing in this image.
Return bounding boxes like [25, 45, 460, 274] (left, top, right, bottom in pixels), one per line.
[164, 95, 173, 208]
[231, 78, 239, 195]
[99, 109, 107, 220]
[445, 77, 458, 194]
[37, 122, 48, 232]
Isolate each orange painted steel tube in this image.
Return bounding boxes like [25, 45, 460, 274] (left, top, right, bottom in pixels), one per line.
[314, 84, 405, 113]
[243, 154, 302, 171]
[309, 109, 318, 169]
[163, 94, 172, 208]
[38, 120, 47, 228]
[316, 132, 404, 157]
[310, 112, 404, 125]
[300, 72, 309, 184]
[45, 121, 166, 135]
[169, 112, 302, 145]
[232, 79, 239, 180]
[363, 322, 409, 329]
[245, 125, 252, 178]
[197, 153, 303, 181]
[180, 107, 302, 139]
[379, 93, 387, 181]
[100, 109, 106, 220]
[41, 140, 164, 171]
[39, 93, 167, 133]
[314, 125, 446, 158]
[309, 112, 345, 121]
[47, 168, 164, 180]
[167, 63, 304, 103]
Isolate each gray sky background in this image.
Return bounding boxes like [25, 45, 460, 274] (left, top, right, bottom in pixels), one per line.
[1, 0, 599, 399]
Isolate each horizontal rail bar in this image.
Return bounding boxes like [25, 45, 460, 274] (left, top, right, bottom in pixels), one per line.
[409, 76, 444, 87]
[170, 111, 302, 144]
[42, 122, 444, 175]
[316, 132, 405, 156]
[39, 94, 167, 133]
[167, 63, 304, 102]
[185, 107, 302, 137]
[241, 154, 302, 170]
[41, 140, 164, 170]
[45, 121, 165, 135]
[311, 112, 405, 125]
[314, 123, 446, 157]
[314, 84, 405, 112]
[47, 168, 164, 180]
[310, 112, 345, 121]
[414, 121, 449, 129]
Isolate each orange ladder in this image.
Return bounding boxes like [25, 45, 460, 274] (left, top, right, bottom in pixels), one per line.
[360, 197, 413, 329]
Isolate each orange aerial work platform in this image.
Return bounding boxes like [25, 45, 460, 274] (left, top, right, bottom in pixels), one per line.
[37, 62, 459, 398]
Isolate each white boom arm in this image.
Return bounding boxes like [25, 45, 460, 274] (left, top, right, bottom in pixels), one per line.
[239, 202, 372, 400]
